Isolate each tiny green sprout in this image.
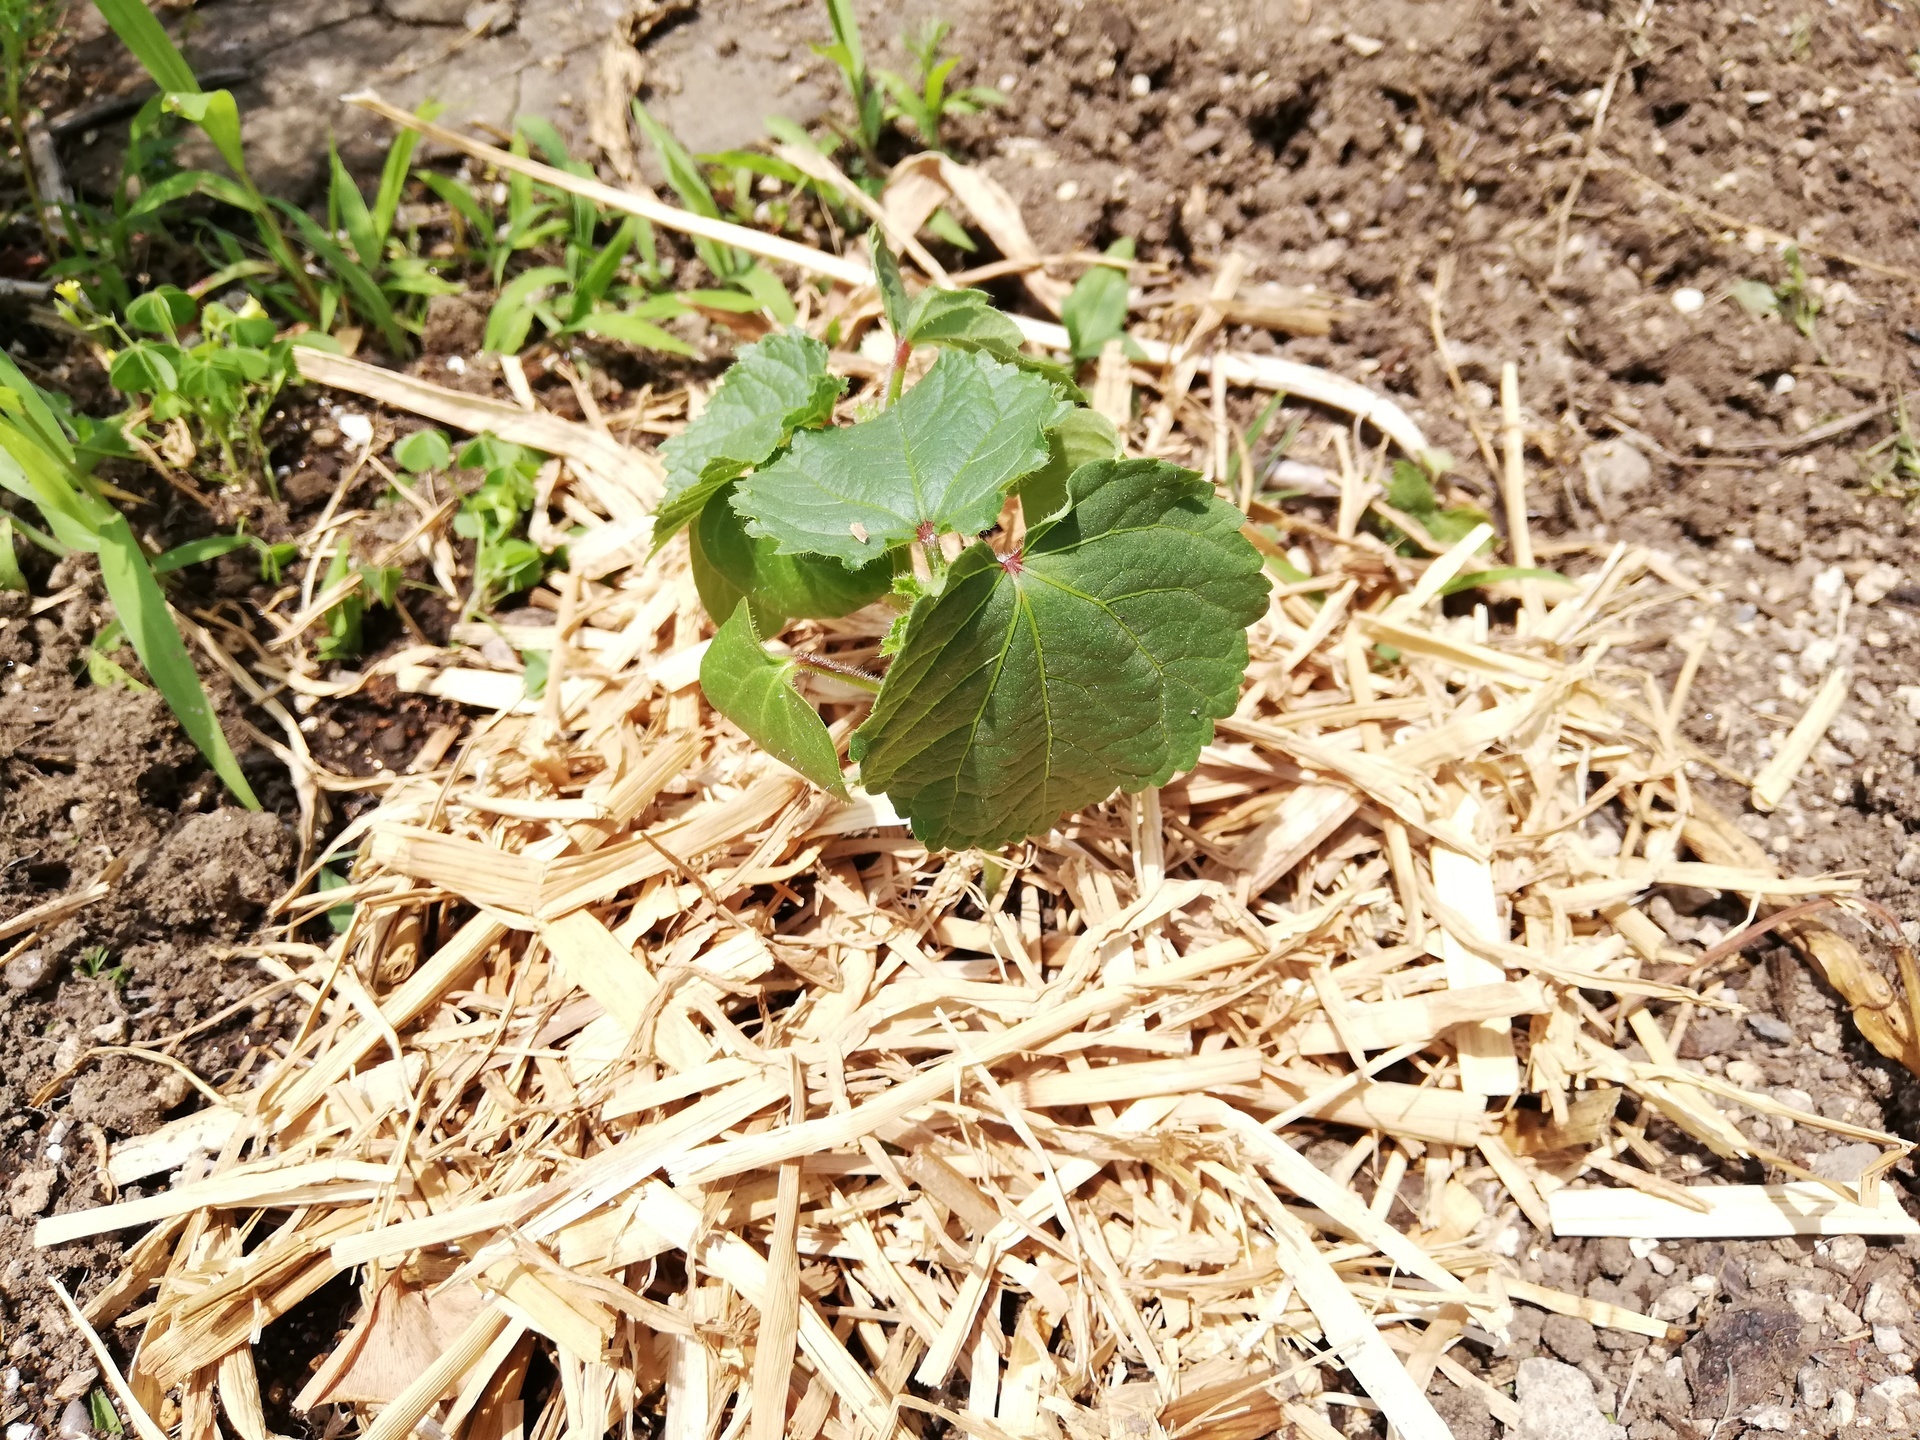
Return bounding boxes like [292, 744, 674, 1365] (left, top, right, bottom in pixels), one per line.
[393, 428, 452, 474]
[654, 280, 1270, 851]
[76, 945, 131, 988]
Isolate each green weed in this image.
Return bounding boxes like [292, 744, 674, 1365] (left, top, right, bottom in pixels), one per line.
[75, 944, 131, 987]
[1861, 395, 1920, 503]
[0, 349, 260, 807]
[55, 281, 314, 494]
[451, 432, 551, 615]
[876, 20, 1003, 154]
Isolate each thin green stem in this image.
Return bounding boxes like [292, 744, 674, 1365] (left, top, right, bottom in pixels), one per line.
[3, 47, 55, 256]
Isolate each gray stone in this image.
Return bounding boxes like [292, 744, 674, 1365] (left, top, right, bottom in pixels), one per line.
[1746, 1014, 1794, 1044]
[66, 0, 846, 201]
[1864, 1279, 1912, 1328]
[1511, 1358, 1627, 1440]
[1811, 1142, 1882, 1181]
[2, 949, 47, 992]
[1827, 1235, 1868, 1273]
[1579, 439, 1652, 518]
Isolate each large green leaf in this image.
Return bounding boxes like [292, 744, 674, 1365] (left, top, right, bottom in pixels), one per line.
[852, 458, 1268, 850]
[1016, 408, 1121, 528]
[734, 348, 1065, 567]
[700, 605, 848, 797]
[653, 331, 844, 543]
[689, 483, 891, 628]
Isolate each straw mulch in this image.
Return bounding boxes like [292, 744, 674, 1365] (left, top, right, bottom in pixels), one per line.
[33, 109, 1920, 1440]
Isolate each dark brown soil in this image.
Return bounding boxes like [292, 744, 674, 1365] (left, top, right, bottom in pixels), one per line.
[0, 573, 299, 1404]
[11, 0, 1920, 1435]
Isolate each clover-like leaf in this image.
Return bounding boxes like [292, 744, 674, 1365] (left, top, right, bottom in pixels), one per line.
[852, 457, 1269, 850]
[689, 483, 892, 628]
[700, 604, 848, 797]
[732, 348, 1066, 567]
[653, 331, 845, 543]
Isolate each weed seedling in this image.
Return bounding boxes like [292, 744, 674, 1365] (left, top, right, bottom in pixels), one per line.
[0, 350, 259, 807]
[76, 945, 131, 988]
[452, 433, 554, 616]
[1777, 245, 1821, 340]
[655, 242, 1269, 849]
[1861, 395, 1920, 503]
[876, 19, 1003, 154]
[1061, 238, 1140, 362]
[56, 281, 311, 494]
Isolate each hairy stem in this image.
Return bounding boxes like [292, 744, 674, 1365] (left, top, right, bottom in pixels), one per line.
[884, 335, 911, 407]
[791, 652, 882, 694]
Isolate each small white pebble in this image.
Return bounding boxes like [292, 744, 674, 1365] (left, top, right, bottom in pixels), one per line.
[1629, 1237, 1661, 1258]
[338, 413, 374, 449]
[445, 355, 467, 375]
[1055, 180, 1080, 202]
[57, 1399, 89, 1440]
[45, 1143, 63, 1164]
[1672, 287, 1707, 315]
[1129, 73, 1151, 97]
[1773, 372, 1796, 394]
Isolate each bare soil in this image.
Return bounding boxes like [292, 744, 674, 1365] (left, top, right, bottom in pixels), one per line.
[11, 0, 1920, 1436]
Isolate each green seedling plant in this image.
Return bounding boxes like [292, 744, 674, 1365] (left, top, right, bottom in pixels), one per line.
[631, 104, 798, 322]
[1061, 238, 1140, 362]
[814, 0, 888, 167]
[84, 617, 148, 690]
[154, 526, 299, 584]
[76, 944, 131, 988]
[448, 432, 554, 616]
[0, 352, 259, 807]
[314, 544, 400, 662]
[324, 119, 466, 334]
[875, 19, 1003, 154]
[89, 0, 414, 349]
[476, 116, 766, 354]
[1731, 246, 1821, 341]
[57, 281, 310, 494]
[655, 242, 1270, 850]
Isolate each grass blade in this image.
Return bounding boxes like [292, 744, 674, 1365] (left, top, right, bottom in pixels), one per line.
[94, 517, 260, 808]
[274, 200, 410, 353]
[371, 102, 439, 244]
[91, 0, 199, 95]
[0, 515, 26, 592]
[330, 139, 381, 269]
